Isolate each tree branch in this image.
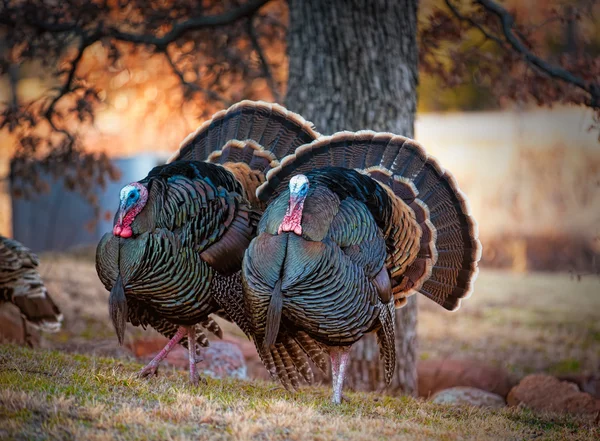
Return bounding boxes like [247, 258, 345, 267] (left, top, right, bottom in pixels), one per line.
[44, 36, 93, 121]
[475, 0, 599, 109]
[247, 17, 281, 102]
[444, 0, 505, 48]
[163, 51, 232, 106]
[1, 0, 270, 47]
[102, 0, 270, 49]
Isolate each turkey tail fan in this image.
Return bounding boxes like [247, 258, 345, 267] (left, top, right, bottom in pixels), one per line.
[258, 131, 481, 312]
[167, 100, 320, 169]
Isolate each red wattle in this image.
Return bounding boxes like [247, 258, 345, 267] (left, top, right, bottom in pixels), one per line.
[113, 223, 133, 238]
[278, 196, 305, 235]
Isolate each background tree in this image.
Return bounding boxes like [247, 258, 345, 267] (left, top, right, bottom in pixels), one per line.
[0, 0, 598, 395]
[285, 0, 419, 395]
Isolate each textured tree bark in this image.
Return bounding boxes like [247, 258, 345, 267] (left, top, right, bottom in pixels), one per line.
[285, 0, 419, 395]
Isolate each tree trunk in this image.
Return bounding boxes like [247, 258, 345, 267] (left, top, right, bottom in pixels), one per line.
[285, 0, 419, 395]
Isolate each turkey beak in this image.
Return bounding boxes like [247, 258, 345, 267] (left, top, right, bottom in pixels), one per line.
[117, 201, 127, 225]
[288, 195, 301, 212]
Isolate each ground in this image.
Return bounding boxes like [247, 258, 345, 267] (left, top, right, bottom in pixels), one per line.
[0, 345, 598, 441]
[0, 252, 599, 440]
[418, 270, 600, 378]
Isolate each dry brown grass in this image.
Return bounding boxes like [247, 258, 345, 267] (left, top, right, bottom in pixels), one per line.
[419, 269, 600, 377]
[1, 345, 599, 441]
[2, 251, 599, 439]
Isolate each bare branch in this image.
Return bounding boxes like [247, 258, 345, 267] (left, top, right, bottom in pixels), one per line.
[8, 0, 272, 50]
[44, 36, 94, 122]
[475, 0, 600, 109]
[247, 17, 281, 102]
[8, 63, 18, 110]
[164, 51, 232, 106]
[112, 0, 270, 48]
[444, 0, 505, 47]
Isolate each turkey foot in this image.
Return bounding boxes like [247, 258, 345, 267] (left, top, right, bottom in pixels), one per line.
[138, 326, 188, 379]
[330, 346, 352, 404]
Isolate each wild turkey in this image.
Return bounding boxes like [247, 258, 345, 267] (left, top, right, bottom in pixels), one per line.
[242, 131, 482, 403]
[0, 235, 63, 344]
[95, 101, 329, 385]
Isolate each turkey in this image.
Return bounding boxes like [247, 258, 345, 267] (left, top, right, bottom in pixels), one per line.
[0, 235, 63, 344]
[242, 131, 482, 403]
[96, 101, 329, 385]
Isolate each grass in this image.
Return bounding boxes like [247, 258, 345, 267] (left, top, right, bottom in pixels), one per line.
[418, 270, 600, 377]
[2, 254, 599, 440]
[0, 345, 598, 441]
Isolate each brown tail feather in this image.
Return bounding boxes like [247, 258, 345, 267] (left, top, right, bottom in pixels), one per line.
[376, 302, 396, 385]
[294, 331, 328, 373]
[12, 290, 62, 333]
[1, 236, 63, 332]
[268, 344, 294, 391]
[258, 131, 481, 311]
[276, 342, 301, 390]
[281, 334, 314, 384]
[168, 100, 319, 166]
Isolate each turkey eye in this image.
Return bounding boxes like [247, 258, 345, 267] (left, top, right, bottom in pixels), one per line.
[129, 193, 135, 199]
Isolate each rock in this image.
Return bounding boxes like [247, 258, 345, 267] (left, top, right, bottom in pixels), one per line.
[223, 337, 272, 381]
[418, 359, 515, 398]
[200, 341, 247, 379]
[0, 303, 40, 347]
[430, 387, 506, 408]
[557, 374, 600, 400]
[507, 374, 600, 415]
[141, 340, 247, 380]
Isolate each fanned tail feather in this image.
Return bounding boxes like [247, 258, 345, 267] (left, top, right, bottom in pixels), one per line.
[258, 131, 481, 311]
[167, 101, 319, 208]
[168, 100, 319, 167]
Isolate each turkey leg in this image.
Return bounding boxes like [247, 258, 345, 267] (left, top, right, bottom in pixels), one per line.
[187, 325, 200, 385]
[330, 346, 352, 404]
[138, 326, 188, 378]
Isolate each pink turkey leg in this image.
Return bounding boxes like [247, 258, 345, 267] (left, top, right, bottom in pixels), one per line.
[330, 346, 352, 404]
[138, 326, 187, 378]
[187, 325, 199, 385]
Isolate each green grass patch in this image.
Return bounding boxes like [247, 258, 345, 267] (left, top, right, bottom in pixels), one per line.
[549, 359, 582, 375]
[1, 344, 599, 441]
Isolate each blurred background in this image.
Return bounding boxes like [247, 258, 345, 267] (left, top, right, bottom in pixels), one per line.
[0, 0, 599, 402]
[1, 0, 598, 274]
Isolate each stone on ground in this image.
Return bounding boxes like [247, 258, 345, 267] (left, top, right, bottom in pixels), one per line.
[430, 387, 506, 408]
[418, 358, 515, 398]
[507, 374, 600, 415]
